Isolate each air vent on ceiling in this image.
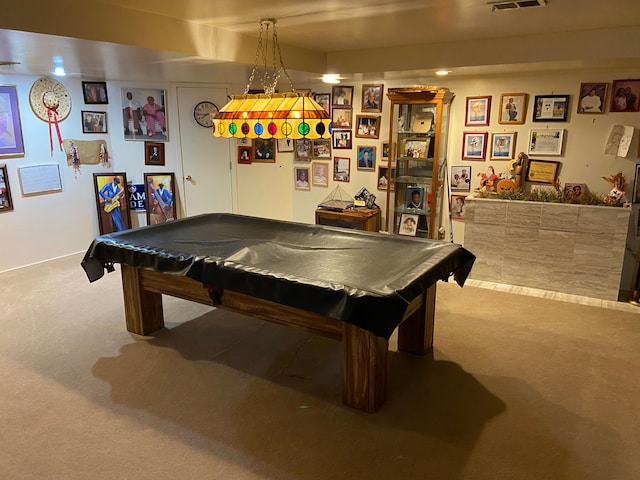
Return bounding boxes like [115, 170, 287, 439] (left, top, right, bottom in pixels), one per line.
[488, 0, 546, 11]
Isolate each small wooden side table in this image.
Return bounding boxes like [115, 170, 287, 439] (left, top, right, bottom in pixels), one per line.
[315, 207, 381, 232]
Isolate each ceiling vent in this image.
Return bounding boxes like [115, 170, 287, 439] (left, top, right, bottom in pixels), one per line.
[488, 0, 547, 11]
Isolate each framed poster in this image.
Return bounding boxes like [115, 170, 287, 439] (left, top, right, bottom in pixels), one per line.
[93, 172, 131, 234]
[490, 131, 517, 160]
[462, 132, 488, 160]
[0, 85, 25, 158]
[611, 79, 640, 112]
[145, 141, 165, 166]
[311, 161, 329, 187]
[362, 84, 383, 113]
[498, 93, 527, 125]
[577, 83, 608, 114]
[144, 172, 176, 224]
[527, 128, 565, 156]
[253, 138, 275, 162]
[82, 81, 108, 104]
[355, 115, 381, 139]
[532, 94, 570, 122]
[525, 159, 560, 184]
[0, 164, 13, 212]
[465, 96, 491, 126]
[121, 88, 167, 141]
[333, 156, 350, 182]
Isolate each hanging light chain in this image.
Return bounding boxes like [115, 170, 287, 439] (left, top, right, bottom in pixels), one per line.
[272, 23, 296, 93]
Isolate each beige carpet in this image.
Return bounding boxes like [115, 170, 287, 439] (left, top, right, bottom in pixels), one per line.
[1, 253, 639, 480]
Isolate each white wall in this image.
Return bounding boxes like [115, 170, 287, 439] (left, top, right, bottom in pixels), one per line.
[3, 69, 640, 293]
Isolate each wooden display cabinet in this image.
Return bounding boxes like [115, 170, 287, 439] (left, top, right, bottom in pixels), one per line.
[385, 87, 454, 238]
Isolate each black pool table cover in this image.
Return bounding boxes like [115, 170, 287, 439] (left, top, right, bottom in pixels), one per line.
[82, 213, 475, 339]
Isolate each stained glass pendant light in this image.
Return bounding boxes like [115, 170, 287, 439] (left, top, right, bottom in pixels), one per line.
[212, 19, 332, 140]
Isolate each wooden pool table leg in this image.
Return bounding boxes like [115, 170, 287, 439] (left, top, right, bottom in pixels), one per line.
[121, 265, 164, 335]
[342, 323, 388, 413]
[397, 284, 436, 355]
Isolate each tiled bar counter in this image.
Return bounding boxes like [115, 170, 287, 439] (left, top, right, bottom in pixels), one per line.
[463, 195, 631, 300]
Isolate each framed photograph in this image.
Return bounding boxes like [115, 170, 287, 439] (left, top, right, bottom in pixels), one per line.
[377, 165, 395, 191]
[0, 164, 13, 212]
[121, 88, 167, 141]
[355, 115, 380, 139]
[525, 159, 561, 184]
[253, 138, 275, 162]
[528, 128, 565, 156]
[313, 93, 331, 115]
[82, 81, 108, 104]
[564, 183, 587, 201]
[332, 130, 352, 150]
[382, 142, 389, 159]
[93, 172, 132, 235]
[465, 96, 491, 126]
[633, 164, 640, 203]
[277, 138, 294, 153]
[238, 146, 252, 164]
[333, 156, 350, 182]
[400, 137, 430, 159]
[361, 84, 383, 112]
[533, 94, 570, 122]
[81, 111, 107, 133]
[450, 195, 467, 220]
[398, 213, 419, 236]
[331, 108, 352, 128]
[312, 138, 331, 159]
[462, 132, 488, 160]
[312, 161, 329, 187]
[332, 86, 354, 107]
[294, 138, 312, 160]
[490, 132, 517, 160]
[294, 166, 311, 190]
[0, 85, 25, 157]
[451, 166, 472, 191]
[406, 187, 425, 209]
[611, 79, 640, 112]
[577, 83, 608, 114]
[145, 141, 165, 166]
[498, 93, 528, 124]
[357, 146, 376, 170]
[144, 173, 176, 224]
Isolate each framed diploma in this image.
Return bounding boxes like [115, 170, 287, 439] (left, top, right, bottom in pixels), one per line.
[527, 128, 565, 156]
[525, 159, 560, 184]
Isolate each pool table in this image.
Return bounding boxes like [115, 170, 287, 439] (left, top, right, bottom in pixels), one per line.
[82, 213, 475, 412]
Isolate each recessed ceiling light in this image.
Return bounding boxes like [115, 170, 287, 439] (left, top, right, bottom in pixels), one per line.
[435, 70, 450, 76]
[322, 74, 341, 84]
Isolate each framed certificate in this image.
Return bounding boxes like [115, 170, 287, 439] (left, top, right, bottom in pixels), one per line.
[525, 159, 560, 184]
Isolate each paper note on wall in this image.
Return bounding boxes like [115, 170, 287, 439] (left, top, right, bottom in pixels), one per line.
[604, 125, 634, 157]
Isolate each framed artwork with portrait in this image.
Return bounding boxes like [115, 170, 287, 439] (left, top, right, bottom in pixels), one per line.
[332, 86, 354, 107]
[610, 79, 640, 112]
[398, 213, 419, 236]
[277, 138, 294, 153]
[450, 195, 467, 220]
[357, 146, 376, 170]
[294, 138, 312, 160]
[144, 172, 176, 225]
[0, 85, 25, 158]
[121, 87, 168, 141]
[311, 161, 329, 187]
[294, 166, 311, 190]
[406, 187, 425, 209]
[93, 172, 132, 235]
[82, 81, 108, 104]
[577, 83, 608, 114]
[313, 93, 331, 115]
[564, 183, 587, 202]
[451, 166, 472, 192]
[377, 165, 395, 191]
[331, 108, 352, 128]
[462, 132, 488, 160]
[238, 146, 252, 164]
[332, 130, 352, 150]
[490, 131, 517, 160]
[333, 156, 350, 182]
[355, 115, 381, 139]
[312, 138, 331, 159]
[498, 93, 528, 125]
[81, 111, 108, 133]
[465, 96, 491, 126]
[361, 84, 383, 113]
[253, 138, 275, 162]
[145, 141, 165, 166]
[0, 164, 14, 212]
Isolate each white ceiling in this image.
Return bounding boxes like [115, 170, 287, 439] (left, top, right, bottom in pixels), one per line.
[1, 0, 640, 84]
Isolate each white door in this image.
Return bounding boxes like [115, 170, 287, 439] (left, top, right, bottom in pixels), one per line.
[176, 86, 233, 216]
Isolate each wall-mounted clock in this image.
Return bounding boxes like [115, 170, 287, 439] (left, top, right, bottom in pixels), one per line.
[28, 76, 72, 122]
[193, 101, 218, 128]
